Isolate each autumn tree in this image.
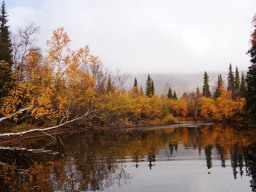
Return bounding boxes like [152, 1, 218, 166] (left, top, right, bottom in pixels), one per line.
[139, 86, 144, 96]
[0, 28, 98, 124]
[202, 72, 211, 98]
[11, 23, 40, 82]
[130, 77, 139, 97]
[168, 98, 188, 117]
[201, 86, 245, 121]
[194, 86, 202, 120]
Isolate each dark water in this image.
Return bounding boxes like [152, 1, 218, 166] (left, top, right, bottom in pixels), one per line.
[0, 124, 256, 192]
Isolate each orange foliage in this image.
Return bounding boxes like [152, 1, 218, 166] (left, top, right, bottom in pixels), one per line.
[168, 99, 188, 117]
[200, 86, 245, 121]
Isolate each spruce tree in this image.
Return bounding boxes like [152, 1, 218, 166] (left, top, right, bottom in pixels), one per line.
[235, 66, 240, 89]
[240, 72, 246, 98]
[213, 74, 223, 99]
[167, 87, 173, 99]
[151, 79, 155, 96]
[202, 72, 211, 97]
[145, 74, 151, 96]
[0, 0, 13, 99]
[134, 77, 138, 87]
[145, 74, 153, 97]
[246, 15, 256, 119]
[173, 91, 177, 99]
[0, 0, 12, 66]
[227, 63, 235, 91]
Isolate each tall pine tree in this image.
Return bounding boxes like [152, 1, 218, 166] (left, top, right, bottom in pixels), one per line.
[235, 66, 240, 89]
[145, 74, 154, 97]
[0, 0, 12, 66]
[0, 0, 13, 99]
[246, 15, 256, 119]
[173, 91, 177, 99]
[202, 71, 211, 97]
[167, 87, 173, 99]
[134, 77, 138, 87]
[151, 79, 155, 96]
[227, 63, 235, 91]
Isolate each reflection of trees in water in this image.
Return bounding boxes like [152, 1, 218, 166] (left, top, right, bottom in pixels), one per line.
[205, 145, 213, 169]
[0, 125, 256, 191]
[169, 142, 178, 155]
[49, 158, 130, 191]
[243, 144, 256, 192]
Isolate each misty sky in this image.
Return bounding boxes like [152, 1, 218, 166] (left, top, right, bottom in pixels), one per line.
[7, 0, 256, 74]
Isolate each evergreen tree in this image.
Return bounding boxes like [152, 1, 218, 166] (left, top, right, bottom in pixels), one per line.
[0, 0, 13, 99]
[235, 66, 240, 89]
[0, 0, 12, 66]
[106, 75, 113, 92]
[213, 74, 223, 98]
[240, 72, 247, 98]
[151, 79, 155, 96]
[227, 63, 235, 91]
[205, 145, 213, 169]
[145, 74, 152, 97]
[173, 91, 177, 99]
[145, 74, 154, 97]
[202, 71, 211, 97]
[167, 87, 173, 99]
[246, 15, 256, 119]
[134, 77, 138, 87]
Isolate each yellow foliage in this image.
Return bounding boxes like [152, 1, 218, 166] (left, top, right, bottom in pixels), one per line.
[200, 87, 245, 121]
[168, 99, 189, 117]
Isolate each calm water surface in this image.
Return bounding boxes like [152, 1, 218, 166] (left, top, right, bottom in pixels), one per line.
[0, 124, 255, 192]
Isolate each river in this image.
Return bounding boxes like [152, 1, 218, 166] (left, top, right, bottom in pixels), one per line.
[0, 123, 255, 192]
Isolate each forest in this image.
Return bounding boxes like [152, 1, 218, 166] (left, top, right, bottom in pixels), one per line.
[0, 0, 256, 135]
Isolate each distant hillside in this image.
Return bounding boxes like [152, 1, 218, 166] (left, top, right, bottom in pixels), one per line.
[123, 72, 246, 98]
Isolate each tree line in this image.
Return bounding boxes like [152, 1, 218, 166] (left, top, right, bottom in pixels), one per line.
[0, 0, 255, 132]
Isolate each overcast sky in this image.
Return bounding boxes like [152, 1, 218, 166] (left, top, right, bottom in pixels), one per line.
[7, 0, 256, 74]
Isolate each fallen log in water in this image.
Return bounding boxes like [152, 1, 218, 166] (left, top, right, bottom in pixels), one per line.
[0, 112, 92, 142]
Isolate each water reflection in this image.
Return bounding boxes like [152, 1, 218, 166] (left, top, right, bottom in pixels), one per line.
[0, 124, 255, 191]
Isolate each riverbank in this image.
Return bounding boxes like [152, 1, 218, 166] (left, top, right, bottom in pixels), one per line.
[0, 115, 251, 143]
[0, 119, 207, 143]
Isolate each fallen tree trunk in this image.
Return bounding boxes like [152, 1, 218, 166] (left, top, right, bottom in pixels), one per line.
[0, 112, 91, 137]
[0, 146, 59, 155]
[0, 108, 28, 123]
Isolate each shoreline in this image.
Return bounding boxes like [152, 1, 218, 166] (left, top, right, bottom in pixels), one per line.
[0, 119, 252, 143]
